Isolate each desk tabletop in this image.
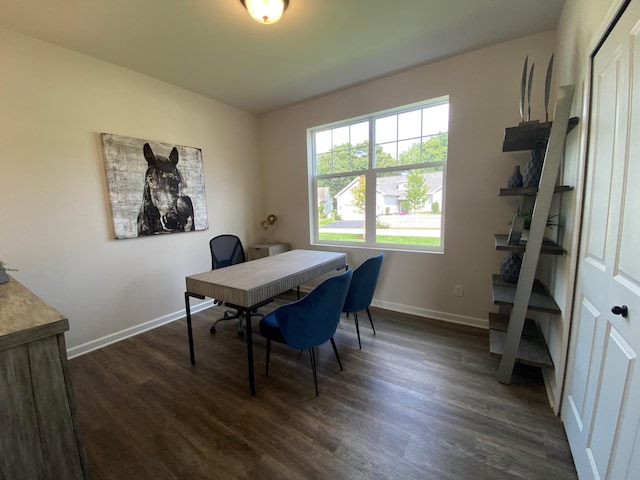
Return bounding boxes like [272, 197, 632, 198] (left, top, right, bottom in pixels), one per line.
[186, 249, 347, 308]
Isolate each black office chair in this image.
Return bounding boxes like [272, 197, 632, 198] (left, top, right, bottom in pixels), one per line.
[208, 234, 249, 337]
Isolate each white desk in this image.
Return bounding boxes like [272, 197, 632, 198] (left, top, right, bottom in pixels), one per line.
[185, 249, 347, 395]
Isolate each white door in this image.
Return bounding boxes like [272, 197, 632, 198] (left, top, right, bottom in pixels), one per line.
[562, 1, 640, 479]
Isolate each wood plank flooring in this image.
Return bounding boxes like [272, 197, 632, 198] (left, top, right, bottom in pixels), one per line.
[68, 294, 577, 479]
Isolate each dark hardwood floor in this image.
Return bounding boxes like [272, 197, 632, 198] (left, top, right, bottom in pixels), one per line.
[68, 294, 577, 480]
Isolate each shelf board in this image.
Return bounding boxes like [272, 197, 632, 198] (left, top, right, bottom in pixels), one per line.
[502, 117, 579, 151]
[491, 274, 561, 313]
[489, 329, 553, 368]
[488, 312, 544, 337]
[499, 185, 573, 197]
[494, 234, 566, 255]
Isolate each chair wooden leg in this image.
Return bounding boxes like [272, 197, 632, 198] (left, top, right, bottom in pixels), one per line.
[366, 307, 376, 335]
[330, 337, 343, 371]
[309, 348, 319, 396]
[265, 339, 271, 377]
[354, 312, 362, 349]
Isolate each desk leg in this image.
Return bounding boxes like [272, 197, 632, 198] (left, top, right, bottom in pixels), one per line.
[185, 292, 196, 365]
[245, 310, 256, 395]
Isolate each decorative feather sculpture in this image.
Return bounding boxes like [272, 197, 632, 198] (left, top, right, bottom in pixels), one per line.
[527, 62, 535, 122]
[545, 53, 554, 122]
[520, 55, 528, 123]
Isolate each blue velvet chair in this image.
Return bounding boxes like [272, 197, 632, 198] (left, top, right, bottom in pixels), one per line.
[342, 252, 385, 349]
[259, 269, 353, 396]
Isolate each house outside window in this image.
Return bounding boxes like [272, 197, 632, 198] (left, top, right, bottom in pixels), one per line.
[308, 97, 448, 252]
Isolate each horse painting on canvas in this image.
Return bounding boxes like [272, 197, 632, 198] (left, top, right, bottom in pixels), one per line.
[137, 143, 195, 235]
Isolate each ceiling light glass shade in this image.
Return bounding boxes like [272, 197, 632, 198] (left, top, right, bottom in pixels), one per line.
[241, 0, 289, 24]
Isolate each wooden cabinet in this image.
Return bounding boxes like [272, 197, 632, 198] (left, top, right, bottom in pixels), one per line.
[0, 277, 89, 479]
[490, 85, 578, 383]
[247, 242, 291, 260]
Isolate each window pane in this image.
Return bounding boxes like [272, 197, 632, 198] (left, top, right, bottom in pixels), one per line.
[398, 139, 419, 165]
[375, 115, 397, 143]
[315, 130, 332, 154]
[318, 175, 366, 243]
[377, 142, 397, 165]
[332, 126, 350, 148]
[398, 110, 421, 140]
[421, 133, 448, 163]
[422, 104, 449, 136]
[375, 168, 443, 247]
[350, 121, 369, 145]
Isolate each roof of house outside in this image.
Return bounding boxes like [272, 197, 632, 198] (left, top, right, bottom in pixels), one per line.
[376, 173, 443, 200]
[334, 172, 443, 200]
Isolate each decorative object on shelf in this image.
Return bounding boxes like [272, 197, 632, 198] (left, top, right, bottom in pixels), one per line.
[260, 214, 279, 243]
[527, 61, 535, 122]
[519, 55, 536, 124]
[519, 56, 528, 123]
[522, 142, 546, 187]
[500, 252, 522, 284]
[507, 165, 523, 188]
[507, 212, 526, 245]
[518, 52, 554, 124]
[0, 261, 17, 284]
[545, 53, 554, 122]
[507, 210, 559, 245]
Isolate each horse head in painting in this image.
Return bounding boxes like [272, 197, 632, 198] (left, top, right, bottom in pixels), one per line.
[137, 143, 194, 235]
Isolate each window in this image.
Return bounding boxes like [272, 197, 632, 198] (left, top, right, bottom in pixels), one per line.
[309, 97, 448, 252]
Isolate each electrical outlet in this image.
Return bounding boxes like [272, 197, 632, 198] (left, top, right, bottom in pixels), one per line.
[454, 285, 464, 297]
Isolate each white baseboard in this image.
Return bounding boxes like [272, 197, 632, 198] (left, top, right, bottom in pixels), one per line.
[66, 299, 215, 359]
[296, 286, 488, 330]
[67, 293, 487, 359]
[373, 299, 488, 330]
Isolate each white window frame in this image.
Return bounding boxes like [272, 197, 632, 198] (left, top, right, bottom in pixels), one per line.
[308, 96, 448, 253]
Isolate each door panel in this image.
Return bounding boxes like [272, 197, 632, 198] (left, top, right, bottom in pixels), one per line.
[588, 328, 636, 478]
[569, 299, 599, 417]
[584, 47, 620, 264]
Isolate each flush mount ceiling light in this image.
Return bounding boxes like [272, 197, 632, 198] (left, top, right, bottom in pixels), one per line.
[240, 0, 289, 24]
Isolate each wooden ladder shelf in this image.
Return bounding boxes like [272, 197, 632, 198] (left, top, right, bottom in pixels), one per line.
[492, 84, 576, 383]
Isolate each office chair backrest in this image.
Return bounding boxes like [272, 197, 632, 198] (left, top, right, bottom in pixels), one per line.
[342, 253, 384, 313]
[273, 269, 353, 350]
[210, 234, 246, 270]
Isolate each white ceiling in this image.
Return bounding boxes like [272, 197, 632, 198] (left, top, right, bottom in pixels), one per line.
[0, 0, 565, 114]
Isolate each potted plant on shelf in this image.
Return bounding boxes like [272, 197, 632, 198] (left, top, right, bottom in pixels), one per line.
[508, 210, 560, 244]
[0, 261, 18, 284]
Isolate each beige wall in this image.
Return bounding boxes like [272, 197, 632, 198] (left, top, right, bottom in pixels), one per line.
[259, 31, 556, 328]
[0, 28, 263, 353]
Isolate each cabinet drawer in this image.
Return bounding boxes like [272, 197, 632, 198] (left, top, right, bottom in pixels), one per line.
[248, 243, 290, 260]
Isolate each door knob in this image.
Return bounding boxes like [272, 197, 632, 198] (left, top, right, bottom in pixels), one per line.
[611, 305, 628, 318]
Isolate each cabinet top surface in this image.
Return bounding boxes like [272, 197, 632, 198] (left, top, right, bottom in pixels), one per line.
[0, 276, 68, 341]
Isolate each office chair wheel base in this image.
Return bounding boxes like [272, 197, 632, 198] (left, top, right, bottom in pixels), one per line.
[209, 326, 216, 335]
